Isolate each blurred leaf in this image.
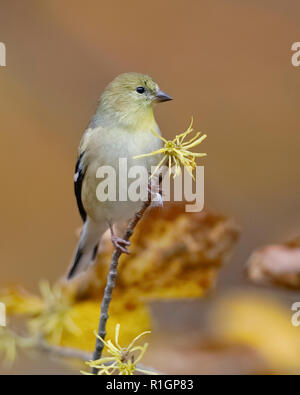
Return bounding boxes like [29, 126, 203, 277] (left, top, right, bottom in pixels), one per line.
[247, 238, 300, 289]
[76, 205, 240, 300]
[59, 295, 151, 353]
[211, 292, 300, 373]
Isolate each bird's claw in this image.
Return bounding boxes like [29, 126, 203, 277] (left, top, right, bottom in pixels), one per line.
[150, 191, 163, 208]
[111, 236, 131, 254]
[148, 185, 163, 208]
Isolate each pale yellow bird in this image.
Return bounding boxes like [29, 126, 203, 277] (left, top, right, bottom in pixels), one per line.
[67, 72, 172, 279]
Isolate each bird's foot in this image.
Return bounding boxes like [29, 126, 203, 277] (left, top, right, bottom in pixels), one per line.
[111, 235, 131, 254]
[148, 185, 163, 208]
[150, 191, 164, 208]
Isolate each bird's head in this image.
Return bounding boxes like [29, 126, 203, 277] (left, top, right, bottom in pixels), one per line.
[98, 73, 172, 127]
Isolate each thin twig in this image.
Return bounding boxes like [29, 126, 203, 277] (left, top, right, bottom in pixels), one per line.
[37, 341, 162, 374]
[37, 340, 92, 361]
[91, 184, 158, 374]
[12, 336, 163, 374]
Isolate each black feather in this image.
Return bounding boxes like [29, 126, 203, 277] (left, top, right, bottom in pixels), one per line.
[67, 248, 83, 280]
[74, 152, 87, 222]
[92, 244, 99, 261]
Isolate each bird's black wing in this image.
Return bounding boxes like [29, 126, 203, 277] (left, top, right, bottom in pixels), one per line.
[74, 152, 87, 222]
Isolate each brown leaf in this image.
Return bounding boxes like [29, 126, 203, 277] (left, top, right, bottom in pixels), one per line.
[246, 238, 300, 289]
[73, 204, 240, 300]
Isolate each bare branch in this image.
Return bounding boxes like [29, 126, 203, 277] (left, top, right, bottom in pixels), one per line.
[37, 340, 92, 361]
[91, 189, 155, 374]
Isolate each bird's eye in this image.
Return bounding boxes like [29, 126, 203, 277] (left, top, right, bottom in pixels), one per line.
[136, 86, 145, 94]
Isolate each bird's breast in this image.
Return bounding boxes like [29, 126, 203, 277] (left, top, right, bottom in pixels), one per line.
[87, 124, 163, 172]
[82, 123, 163, 223]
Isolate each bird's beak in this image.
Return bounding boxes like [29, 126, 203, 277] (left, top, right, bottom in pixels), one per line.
[155, 89, 173, 102]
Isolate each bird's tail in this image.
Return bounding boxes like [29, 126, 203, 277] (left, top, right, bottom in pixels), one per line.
[67, 218, 107, 280]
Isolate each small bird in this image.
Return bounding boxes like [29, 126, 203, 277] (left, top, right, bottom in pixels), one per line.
[67, 72, 172, 279]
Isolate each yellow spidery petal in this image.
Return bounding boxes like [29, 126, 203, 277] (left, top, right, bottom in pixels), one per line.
[133, 117, 207, 179]
[84, 324, 155, 375]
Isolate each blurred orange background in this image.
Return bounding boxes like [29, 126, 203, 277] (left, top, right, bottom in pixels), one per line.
[1, 0, 300, 289]
[0, 0, 300, 374]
